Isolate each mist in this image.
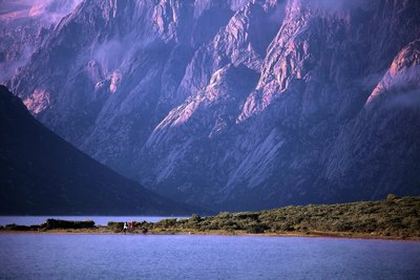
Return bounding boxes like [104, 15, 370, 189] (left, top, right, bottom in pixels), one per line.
[0, 0, 82, 81]
[387, 90, 420, 109]
[305, 0, 371, 13]
[0, 0, 82, 22]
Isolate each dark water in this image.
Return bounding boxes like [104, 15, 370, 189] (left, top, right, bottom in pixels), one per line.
[0, 234, 419, 280]
[0, 216, 185, 226]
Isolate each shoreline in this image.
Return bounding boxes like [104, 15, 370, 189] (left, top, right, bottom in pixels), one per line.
[1, 196, 419, 241]
[1, 228, 418, 241]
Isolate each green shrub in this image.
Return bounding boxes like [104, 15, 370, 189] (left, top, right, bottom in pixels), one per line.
[107, 222, 124, 232]
[245, 222, 267, 234]
[43, 219, 95, 229]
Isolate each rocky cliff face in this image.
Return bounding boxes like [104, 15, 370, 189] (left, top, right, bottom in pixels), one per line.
[324, 39, 420, 202]
[0, 0, 82, 81]
[6, 0, 420, 210]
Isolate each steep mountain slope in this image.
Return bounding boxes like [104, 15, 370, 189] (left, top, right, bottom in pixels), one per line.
[7, 0, 420, 210]
[323, 39, 420, 202]
[0, 85, 193, 215]
[0, 0, 82, 81]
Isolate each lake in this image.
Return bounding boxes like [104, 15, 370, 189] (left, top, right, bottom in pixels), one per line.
[0, 234, 419, 280]
[0, 216, 186, 226]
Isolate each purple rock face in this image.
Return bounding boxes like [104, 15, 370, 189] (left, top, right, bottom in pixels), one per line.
[5, 0, 420, 210]
[0, 0, 82, 81]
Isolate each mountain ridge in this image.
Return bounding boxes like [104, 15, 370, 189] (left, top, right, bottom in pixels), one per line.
[5, 0, 420, 210]
[0, 85, 195, 215]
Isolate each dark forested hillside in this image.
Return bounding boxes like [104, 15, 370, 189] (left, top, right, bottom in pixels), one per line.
[0, 85, 193, 215]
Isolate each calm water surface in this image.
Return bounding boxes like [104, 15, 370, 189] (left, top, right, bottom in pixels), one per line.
[0, 234, 419, 280]
[0, 216, 185, 226]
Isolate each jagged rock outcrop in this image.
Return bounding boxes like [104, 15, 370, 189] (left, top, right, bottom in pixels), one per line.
[323, 39, 420, 202]
[0, 0, 82, 81]
[5, 0, 420, 210]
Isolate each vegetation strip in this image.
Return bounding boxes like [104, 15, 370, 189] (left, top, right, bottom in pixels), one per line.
[1, 195, 419, 240]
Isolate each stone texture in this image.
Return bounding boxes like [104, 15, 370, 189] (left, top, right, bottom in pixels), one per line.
[5, 0, 420, 210]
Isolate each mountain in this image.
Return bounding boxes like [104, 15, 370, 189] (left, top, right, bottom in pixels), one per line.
[6, 0, 420, 210]
[0, 85, 194, 215]
[0, 0, 83, 81]
[323, 40, 420, 202]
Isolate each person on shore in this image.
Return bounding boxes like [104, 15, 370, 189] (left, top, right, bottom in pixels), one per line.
[123, 222, 128, 234]
[128, 221, 135, 231]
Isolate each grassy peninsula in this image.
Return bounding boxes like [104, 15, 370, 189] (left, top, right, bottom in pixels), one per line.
[2, 195, 419, 240]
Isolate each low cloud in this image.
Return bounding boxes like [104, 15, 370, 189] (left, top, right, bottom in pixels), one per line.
[386, 90, 420, 109]
[92, 34, 157, 74]
[0, 0, 82, 81]
[28, 0, 82, 24]
[0, 0, 82, 23]
[93, 39, 125, 74]
[307, 0, 370, 13]
[378, 65, 420, 109]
